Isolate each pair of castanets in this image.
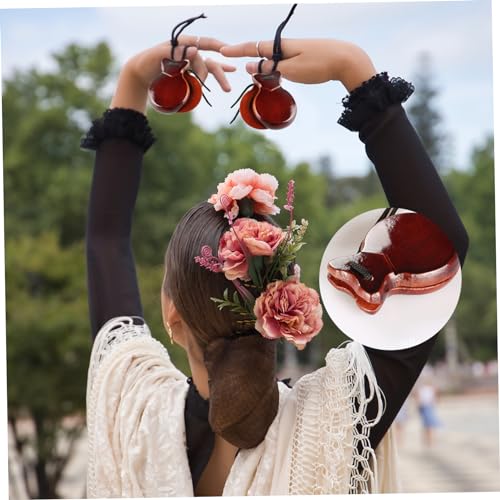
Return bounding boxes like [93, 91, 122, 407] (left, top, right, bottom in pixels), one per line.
[327, 208, 460, 314]
[148, 5, 298, 130]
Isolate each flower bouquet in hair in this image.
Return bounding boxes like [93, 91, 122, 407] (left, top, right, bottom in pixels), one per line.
[195, 168, 323, 350]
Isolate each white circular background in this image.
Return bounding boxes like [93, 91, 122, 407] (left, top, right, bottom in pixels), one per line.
[318, 208, 462, 350]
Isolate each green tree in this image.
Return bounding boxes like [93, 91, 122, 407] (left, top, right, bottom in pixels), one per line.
[6, 233, 90, 498]
[4, 41, 115, 499]
[446, 137, 496, 360]
[3, 41, 114, 245]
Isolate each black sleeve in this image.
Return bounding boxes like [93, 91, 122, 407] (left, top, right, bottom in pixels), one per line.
[81, 108, 156, 340]
[337, 72, 469, 450]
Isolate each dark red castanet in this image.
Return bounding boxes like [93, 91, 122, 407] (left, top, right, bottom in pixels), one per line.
[240, 86, 266, 129]
[327, 212, 460, 314]
[239, 71, 296, 130]
[149, 59, 202, 114]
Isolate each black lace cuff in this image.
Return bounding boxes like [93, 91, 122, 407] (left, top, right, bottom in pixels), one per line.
[80, 107, 156, 153]
[338, 72, 414, 132]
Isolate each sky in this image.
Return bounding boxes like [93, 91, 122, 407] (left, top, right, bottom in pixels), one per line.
[0, 0, 494, 176]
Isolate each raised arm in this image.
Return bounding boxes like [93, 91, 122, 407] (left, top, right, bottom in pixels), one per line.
[334, 60, 469, 450]
[221, 38, 469, 449]
[82, 108, 153, 338]
[337, 71, 469, 264]
[82, 38, 235, 339]
[221, 38, 468, 261]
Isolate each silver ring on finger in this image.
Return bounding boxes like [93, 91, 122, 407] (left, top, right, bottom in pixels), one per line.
[256, 40, 262, 58]
[195, 36, 201, 48]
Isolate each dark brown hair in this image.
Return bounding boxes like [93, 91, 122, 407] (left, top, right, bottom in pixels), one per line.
[163, 201, 279, 449]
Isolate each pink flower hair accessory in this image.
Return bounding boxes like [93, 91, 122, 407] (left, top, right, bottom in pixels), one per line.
[195, 169, 322, 350]
[194, 245, 223, 273]
[208, 168, 281, 219]
[253, 276, 323, 350]
[218, 218, 285, 281]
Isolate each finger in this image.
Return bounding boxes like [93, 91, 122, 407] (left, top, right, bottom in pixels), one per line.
[245, 58, 290, 74]
[220, 38, 301, 59]
[177, 35, 227, 52]
[245, 58, 300, 82]
[205, 58, 233, 92]
[169, 44, 198, 62]
[219, 63, 237, 72]
[220, 40, 274, 58]
[172, 46, 210, 82]
[190, 52, 209, 82]
[245, 59, 273, 74]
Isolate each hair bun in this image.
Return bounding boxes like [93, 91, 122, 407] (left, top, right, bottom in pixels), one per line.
[203, 332, 279, 449]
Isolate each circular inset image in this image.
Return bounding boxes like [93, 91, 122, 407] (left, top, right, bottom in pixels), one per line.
[319, 208, 462, 350]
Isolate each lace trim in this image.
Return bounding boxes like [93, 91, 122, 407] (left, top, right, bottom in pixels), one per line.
[80, 107, 156, 152]
[338, 72, 415, 132]
[288, 341, 386, 494]
[87, 316, 151, 397]
[288, 369, 322, 494]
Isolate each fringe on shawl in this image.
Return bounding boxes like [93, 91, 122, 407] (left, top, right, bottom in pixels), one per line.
[288, 341, 386, 495]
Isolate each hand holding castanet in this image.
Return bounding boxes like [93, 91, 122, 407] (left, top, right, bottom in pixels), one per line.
[110, 23, 234, 115]
[148, 14, 234, 114]
[227, 4, 299, 130]
[220, 38, 378, 91]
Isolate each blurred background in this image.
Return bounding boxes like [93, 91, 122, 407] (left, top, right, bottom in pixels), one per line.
[1, 0, 497, 498]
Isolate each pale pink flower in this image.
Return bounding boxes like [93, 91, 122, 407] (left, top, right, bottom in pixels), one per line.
[253, 276, 323, 350]
[293, 264, 301, 280]
[208, 168, 280, 218]
[194, 245, 223, 273]
[218, 218, 285, 281]
[284, 179, 295, 212]
[218, 193, 239, 223]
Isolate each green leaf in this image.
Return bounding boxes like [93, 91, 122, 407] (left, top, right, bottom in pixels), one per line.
[248, 255, 264, 288]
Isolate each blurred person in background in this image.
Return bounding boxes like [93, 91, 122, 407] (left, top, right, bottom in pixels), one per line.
[416, 370, 441, 447]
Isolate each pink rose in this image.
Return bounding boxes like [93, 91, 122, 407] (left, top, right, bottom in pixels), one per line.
[253, 277, 323, 350]
[208, 168, 280, 217]
[218, 218, 285, 281]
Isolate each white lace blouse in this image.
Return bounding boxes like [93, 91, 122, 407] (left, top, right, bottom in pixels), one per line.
[86, 316, 401, 497]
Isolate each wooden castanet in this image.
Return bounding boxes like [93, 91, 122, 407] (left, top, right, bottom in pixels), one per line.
[148, 59, 202, 114]
[327, 212, 460, 314]
[230, 4, 298, 130]
[239, 71, 297, 130]
[148, 13, 209, 115]
[239, 85, 266, 130]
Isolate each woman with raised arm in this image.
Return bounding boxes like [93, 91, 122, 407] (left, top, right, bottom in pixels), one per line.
[83, 33, 468, 497]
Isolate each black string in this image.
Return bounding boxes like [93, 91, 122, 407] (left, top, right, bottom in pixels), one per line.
[228, 83, 255, 124]
[188, 66, 212, 93]
[271, 3, 297, 71]
[230, 83, 254, 109]
[200, 91, 213, 108]
[181, 44, 190, 61]
[375, 206, 399, 225]
[173, 23, 212, 106]
[229, 109, 241, 125]
[357, 207, 399, 252]
[170, 13, 207, 59]
[228, 3, 297, 124]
